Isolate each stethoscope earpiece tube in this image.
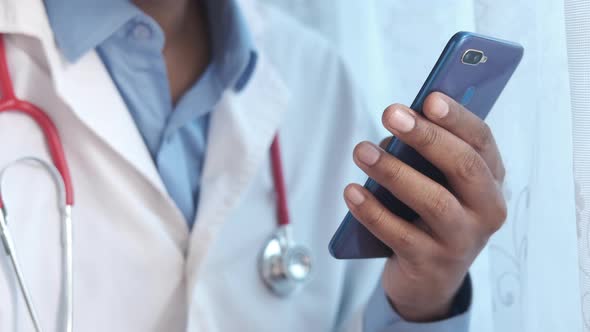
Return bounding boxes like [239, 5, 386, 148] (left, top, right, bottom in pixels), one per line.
[0, 158, 67, 332]
[0, 210, 44, 332]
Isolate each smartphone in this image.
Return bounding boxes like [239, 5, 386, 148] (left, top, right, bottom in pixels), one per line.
[329, 31, 524, 259]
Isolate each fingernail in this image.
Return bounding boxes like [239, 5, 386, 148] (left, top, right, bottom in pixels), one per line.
[357, 142, 380, 166]
[345, 185, 365, 205]
[430, 97, 449, 118]
[387, 108, 415, 133]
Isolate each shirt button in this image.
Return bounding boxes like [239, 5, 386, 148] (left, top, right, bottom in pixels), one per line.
[131, 22, 153, 40]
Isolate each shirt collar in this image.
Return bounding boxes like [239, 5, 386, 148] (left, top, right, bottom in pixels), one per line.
[43, 0, 257, 91]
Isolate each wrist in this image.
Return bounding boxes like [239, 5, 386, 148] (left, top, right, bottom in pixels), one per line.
[385, 274, 472, 322]
[388, 295, 453, 322]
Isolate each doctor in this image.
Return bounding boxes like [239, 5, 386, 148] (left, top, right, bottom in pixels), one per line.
[0, 0, 506, 331]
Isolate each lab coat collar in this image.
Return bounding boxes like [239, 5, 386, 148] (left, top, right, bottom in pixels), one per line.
[0, 0, 177, 216]
[0, 0, 61, 78]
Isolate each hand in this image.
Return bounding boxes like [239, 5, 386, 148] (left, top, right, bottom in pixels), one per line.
[343, 92, 507, 322]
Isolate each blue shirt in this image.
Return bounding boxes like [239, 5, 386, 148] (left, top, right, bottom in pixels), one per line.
[44, 0, 256, 226]
[43, 1, 470, 331]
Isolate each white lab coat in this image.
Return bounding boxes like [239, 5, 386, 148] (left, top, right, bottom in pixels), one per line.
[0, 0, 385, 331]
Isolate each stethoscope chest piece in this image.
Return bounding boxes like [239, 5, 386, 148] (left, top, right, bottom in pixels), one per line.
[259, 225, 312, 297]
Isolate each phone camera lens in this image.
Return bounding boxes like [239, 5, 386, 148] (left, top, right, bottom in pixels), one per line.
[462, 50, 485, 65]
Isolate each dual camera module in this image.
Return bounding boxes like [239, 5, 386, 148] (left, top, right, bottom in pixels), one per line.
[462, 49, 488, 65]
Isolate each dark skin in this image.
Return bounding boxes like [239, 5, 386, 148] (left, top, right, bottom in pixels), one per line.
[133, 0, 211, 104]
[345, 92, 507, 321]
[136, 0, 507, 323]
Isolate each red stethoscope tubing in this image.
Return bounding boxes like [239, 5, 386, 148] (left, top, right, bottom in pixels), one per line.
[0, 35, 74, 208]
[270, 135, 290, 226]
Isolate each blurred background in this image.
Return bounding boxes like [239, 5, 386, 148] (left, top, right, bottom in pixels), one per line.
[254, 1, 589, 331]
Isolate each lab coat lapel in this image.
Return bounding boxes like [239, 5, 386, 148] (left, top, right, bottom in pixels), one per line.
[186, 53, 290, 287]
[0, 0, 175, 211]
[51, 53, 171, 200]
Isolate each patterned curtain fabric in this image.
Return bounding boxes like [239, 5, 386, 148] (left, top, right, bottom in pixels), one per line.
[256, 0, 588, 331]
[567, 0, 590, 330]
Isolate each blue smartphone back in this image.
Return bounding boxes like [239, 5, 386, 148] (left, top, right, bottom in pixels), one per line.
[329, 32, 524, 259]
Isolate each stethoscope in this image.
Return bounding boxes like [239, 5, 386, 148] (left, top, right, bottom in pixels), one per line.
[0, 33, 311, 330]
[0, 35, 74, 332]
[259, 137, 313, 297]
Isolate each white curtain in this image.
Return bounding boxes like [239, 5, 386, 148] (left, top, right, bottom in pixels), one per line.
[258, 1, 589, 331]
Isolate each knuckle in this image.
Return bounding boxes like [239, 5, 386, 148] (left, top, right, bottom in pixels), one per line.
[416, 124, 441, 148]
[383, 158, 406, 185]
[427, 188, 455, 219]
[456, 151, 487, 181]
[472, 123, 494, 153]
[365, 205, 388, 228]
[396, 228, 416, 249]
